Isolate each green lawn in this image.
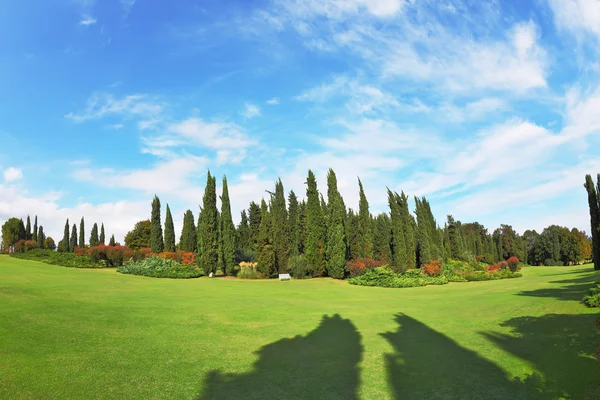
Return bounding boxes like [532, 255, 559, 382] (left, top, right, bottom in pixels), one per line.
[1, 256, 599, 399]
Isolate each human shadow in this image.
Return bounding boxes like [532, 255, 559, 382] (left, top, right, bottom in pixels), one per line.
[381, 314, 554, 400]
[196, 314, 362, 400]
[483, 313, 600, 400]
[518, 270, 600, 302]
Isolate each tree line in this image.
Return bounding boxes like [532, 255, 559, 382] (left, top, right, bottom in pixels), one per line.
[584, 174, 600, 271]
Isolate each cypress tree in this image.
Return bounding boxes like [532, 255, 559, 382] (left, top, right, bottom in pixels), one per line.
[180, 210, 197, 252]
[287, 191, 300, 256]
[237, 210, 250, 252]
[248, 201, 262, 253]
[109, 234, 116, 246]
[271, 179, 289, 273]
[100, 224, 106, 246]
[584, 174, 600, 270]
[257, 199, 276, 277]
[90, 223, 99, 247]
[37, 226, 45, 249]
[357, 178, 374, 259]
[220, 176, 236, 275]
[397, 192, 415, 268]
[374, 213, 392, 264]
[25, 216, 31, 241]
[61, 219, 70, 252]
[346, 209, 360, 260]
[447, 215, 462, 260]
[150, 195, 164, 253]
[198, 172, 219, 275]
[164, 204, 176, 252]
[298, 200, 307, 254]
[70, 224, 78, 252]
[305, 170, 326, 276]
[325, 169, 346, 278]
[33, 216, 38, 242]
[415, 197, 431, 267]
[388, 189, 406, 271]
[79, 217, 85, 248]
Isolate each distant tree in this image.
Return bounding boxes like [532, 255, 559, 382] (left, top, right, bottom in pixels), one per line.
[124, 220, 151, 250]
[397, 192, 415, 268]
[37, 226, 45, 249]
[325, 169, 346, 278]
[44, 236, 56, 251]
[248, 201, 262, 253]
[164, 204, 176, 252]
[70, 224, 78, 252]
[59, 219, 70, 252]
[271, 179, 289, 273]
[357, 178, 373, 259]
[150, 196, 164, 253]
[346, 209, 360, 261]
[198, 172, 219, 275]
[287, 191, 300, 256]
[305, 170, 326, 277]
[447, 215, 462, 260]
[388, 189, 406, 271]
[100, 223, 106, 246]
[1, 217, 26, 252]
[32, 216, 38, 243]
[179, 210, 197, 253]
[109, 234, 116, 247]
[236, 210, 250, 252]
[79, 217, 85, 248]
[298, 200, 307, 254]
[373, 213, 392, 264]
[256, 199, 276, 277]
[25, 216, 31, 241]
[415, 197, 432, 267]
[90, 223, 99, 247]
[584, 174, 600, 270]
[220, 176, 236, 275]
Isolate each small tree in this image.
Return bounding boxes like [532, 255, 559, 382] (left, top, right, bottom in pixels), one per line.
[90, 223, 99, 247]
[109, 235, 116, 247]
[79, 217, 85, 248]
[164, 204, 176, 252]
[151, 195, 164, 253]
[100, 223, 106, 246]
[70, 224, 78, 252]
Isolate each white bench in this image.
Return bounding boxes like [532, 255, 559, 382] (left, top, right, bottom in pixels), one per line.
[279, 273, 291, 281]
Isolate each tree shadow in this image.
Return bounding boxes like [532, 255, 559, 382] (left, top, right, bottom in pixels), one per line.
[196, 314, 362, 400]
[381, 314, 555, 400]
[483, 313, 600, 400]
[518, 270, 600, 302]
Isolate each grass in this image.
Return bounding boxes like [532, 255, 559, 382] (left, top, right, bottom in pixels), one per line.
[1, 255, 599, 399]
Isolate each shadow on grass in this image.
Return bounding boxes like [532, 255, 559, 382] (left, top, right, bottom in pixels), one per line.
[518, 270, 600, 302]
[196, 314, 362, 400]
[483, 313, 600, 399]
[381, 314, 557, 400]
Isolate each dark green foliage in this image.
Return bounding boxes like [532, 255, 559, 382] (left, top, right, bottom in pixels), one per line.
[100, 223, 106, 245]
[236, 210, 250, 253]
[37, 226, 45, 249]
[11, 249, 102, 268]
[287, 191, 300, 256]
[70, 224, 78, 252]
[298, 200, 307, 254]
[348, 266, 448, 288]
[25, 216, 31, 241]
[79, 218, 85, 248]
[346, 209, 360, 260]
[357, 178, 373, 259]
[582, 282, 600, 307]
[44, 237, 56, 250]
[124, 220, 150, 249]
[388, 189, 406, 271]
[164, 204, 176, 252]
[288, 254, 309, 279]
[373, 214, 392, 264]
[257, 245, 276, 277]
[32, 216, 38, 243]
[584, 174, 600, 271]
[305, 170, 326, 277]
[1, 217, 26, 251]
[326, 169, 346, 279]
[179, 210, 197, 253]
[256, 199, 276, 277]
[447, 215, 462, 260]
[248, 201, 262, 252]
[397, 192, 415, 269]
[117, 257, 204, 279]
[220, 176, 236, 276]
[109, 235, 116, 247]
[198, 172, 219, 275]
[59, 219, 70, 253]
[271, 179, 289, 273]
[150, 196, 164, 253]
[90, 223, 99, 247]
[415, 197, 431, 267]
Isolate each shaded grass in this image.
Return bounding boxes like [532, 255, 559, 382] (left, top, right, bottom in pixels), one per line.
[0, 256, 599, 399]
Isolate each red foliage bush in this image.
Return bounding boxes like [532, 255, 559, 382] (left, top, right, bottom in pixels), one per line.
[13, 240, 39, 253]
[507, 256, 520, 272]
[347, 258, 385, 277]
[487, 265, 501, 272]
[420, 260, 442, 276]
[180, 251, 195, 265]
[74, 246, 86, 257]
[499, 261, 508, 270]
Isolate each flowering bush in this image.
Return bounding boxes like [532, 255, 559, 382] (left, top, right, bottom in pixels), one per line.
[507, 256, 520, 272]
[487, 265, 501, 272]
[156, 251, 196, 265]
[347, 258, 385, 277]
[13, 240, 39, 253]
[420, 260, 442, 276]
[499, 261, 508, 270]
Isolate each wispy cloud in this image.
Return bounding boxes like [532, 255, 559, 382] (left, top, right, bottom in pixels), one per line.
[79, 15, 97, 26]
[266, 97, 280, 105]
[65, 93, 163, 123]
[241, 102, 261, 118]
[3, 167, 23, 183]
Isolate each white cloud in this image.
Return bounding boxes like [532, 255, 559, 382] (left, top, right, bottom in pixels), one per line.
[79, 15, 97, 26]
[167, 117, 256, 150]
[241, 102, 261, 119]
[266, 97, 280, 105]
[108, 123, 124, 130]
[547, 0, 600, 43]
[440, 98, 507, 122]
[65, 92, 163, 123]
[3, 167, 23, 183]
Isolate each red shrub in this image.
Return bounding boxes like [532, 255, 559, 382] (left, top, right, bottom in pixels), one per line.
[158, 251, 179, 262]
[420, 260, 442, 276]
[347, 258, 384, 277]
[487, 265, 501, 272]
[179, 251, 195, 265]
[13, 240, 26, 253]
[74, 246, 86, 257]
[507, 256, 520, 272]
[499, 261, 508, 270]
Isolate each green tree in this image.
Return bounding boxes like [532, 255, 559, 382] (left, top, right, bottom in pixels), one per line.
[357, 178, 373, 259]
[271, 179, 289, 273]
[388, 189, 406, 271]
[447, 215, 462, 260]
[100, 223, 106, 246]
[79, 217, 85, 248]
[124, 220, 151, 249]
[305, 170, 326, 276]
[150, 195, 164, 253]
[90, 223, 99, 247]
[415, 197, 431, 267]
[287, 191, 300, 256]
[198, 172, 219, 275]
[298, 200, 307, 254]
[164, 204, 176, 252]
[325, 169, 346, 278]
[70, 224, 78, 252]
[179, 210, 197, 252]
[374, 213, 392, 264]
[109, 234, 116, 246]
[220, 176, 236, 275]
[248, 201, 262, 253]
[236, 210, 250, 253]
[397, 192, 415, 268]
[37, 226, 45, 249]
[59, 219, 70, 252]
[346, 209, 360, 260]
[256, 199, 276, 277]
[584, 174, 600, 270]
[44, 236, 56, 250]
[32, 216, 38, 242]
[1, 217, 26, 251]
[25, 216, 31, 241]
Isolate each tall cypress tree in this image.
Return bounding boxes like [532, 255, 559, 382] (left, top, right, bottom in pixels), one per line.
[164, 204, 176, 252]
[388, 189, 406, 271]
[90, 223, 99, 247]
[37, 226, 45, 249]
[237, 210, 250, 252]
[199, 172, 219, 274]
[447, 215, 462, 260]
[374, 213, 392, 264]
[180, 210, 197, 252]
[271, 179, 289, 273]
[325, 169, 346, 278]
[415, 197, 431, 267]
[248, 201, 262, 253]
[287, 191, 300, 256]
[357, 178, 374, 259]
[79, 217, 85, 248]
[109, 234, 116, 246]
[305, 170, 326, 276]
[584, 174, 600, 270]
[33, 216, 38, 242]
[220, 176, 236, 275]
[256, 199, 276, 277]
[61, 219, 70, 252]
[346, 209, 360, 260]
[150, 196, 164, 253]
[397, 192, 415, 268]
[298, 200, 307, 254]
[70, 224, 78, 252]
[25, 216, 31, 241]
[100, 224, 106, 246]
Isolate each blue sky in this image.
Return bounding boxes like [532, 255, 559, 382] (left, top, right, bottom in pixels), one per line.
[1, 0, 600, 243]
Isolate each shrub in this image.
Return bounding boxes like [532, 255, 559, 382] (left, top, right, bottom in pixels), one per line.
[499, 261, 508, 270]
[403, 268, 422, 278]
[238, 262, 263, 279]
[11, 249, 102, 268]
[421, 260, 442, 276]
[507, 256, 520, 272]
[582, 282, 600, 308]
[288, 254, 309, 279]
[349, 266, 449, 288]
[117, 257, 204, 279]
[346, 258, 385, 278]
[256, 245, 276, 278]
[487, 265, 501, 272]
[235, 248, 255, 263]
[463, 270, 523, 281]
